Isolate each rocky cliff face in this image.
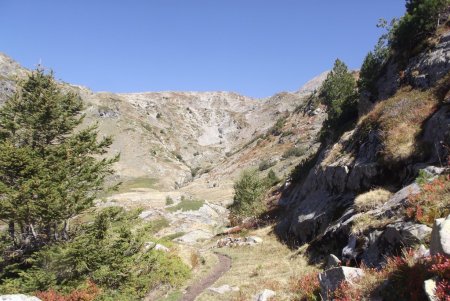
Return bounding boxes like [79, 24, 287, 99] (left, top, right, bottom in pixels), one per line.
[277, 28, 450, 266]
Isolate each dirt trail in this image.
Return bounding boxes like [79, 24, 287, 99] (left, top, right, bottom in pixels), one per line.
[181, 253, 232, 301]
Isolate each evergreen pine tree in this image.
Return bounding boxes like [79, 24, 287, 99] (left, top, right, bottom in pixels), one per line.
[0, 69, 118, 248]
[319, 59, 358, 131]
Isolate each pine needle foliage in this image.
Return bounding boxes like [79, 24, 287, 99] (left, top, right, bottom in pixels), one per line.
[0, 69, 119, 251]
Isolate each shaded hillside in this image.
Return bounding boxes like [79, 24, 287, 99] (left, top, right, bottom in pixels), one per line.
[276, 11, 450, 269]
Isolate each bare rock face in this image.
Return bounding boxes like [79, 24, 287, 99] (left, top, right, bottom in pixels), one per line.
[407, 31, 450, 89]
[422, 106, 450, 161]
[318, 267, 364, 300]
[430, 215, 450, 256]
[359, 222, 432, 266]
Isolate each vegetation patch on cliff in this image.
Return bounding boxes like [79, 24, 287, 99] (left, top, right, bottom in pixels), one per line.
[358, 86, 438, 163]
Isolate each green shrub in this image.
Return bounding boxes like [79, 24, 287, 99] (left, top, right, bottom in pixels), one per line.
[0, 207, 190, 298]
[415, 169, 433, 185]
[358, 38, 389, 101]
[269, 117, 287, 136]
[165, 196, 174, 206]
[282, 146, 306, 159]
[258, 159, 275, 171]
[229, 169, 268, 217]
[190, 166, 201, 177]
[266, 169, 281, 187]
[290, 150, 321, 184]
[280, 130, 294, 138]
[175, 153, 183, 161]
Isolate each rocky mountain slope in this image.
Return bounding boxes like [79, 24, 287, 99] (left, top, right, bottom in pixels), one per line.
[0, 54, 323, 190]
[276, 28, 450, 268]
[0, 52, 327, 247]
[0, 53, 327, 202]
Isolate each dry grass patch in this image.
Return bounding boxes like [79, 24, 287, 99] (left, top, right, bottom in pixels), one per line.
[354, 188, 392, 212]
[358, 86, 438, 163]
[351, 213, 393, 235]
[196, 226, 318, 301]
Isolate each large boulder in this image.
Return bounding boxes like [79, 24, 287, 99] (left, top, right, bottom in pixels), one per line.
[318, 267, 364, 300]
[430, 215, 450, 256]
[0, 296, 41, 301]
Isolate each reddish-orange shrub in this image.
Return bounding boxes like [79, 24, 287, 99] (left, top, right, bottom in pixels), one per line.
[289, 271, 321, 301]
[436, 279, 450, 301]
[327, 251, 450, 301]
[35, 281, 100, 301]
[331, 281, 362, 301]
[407, 174, 450, 226]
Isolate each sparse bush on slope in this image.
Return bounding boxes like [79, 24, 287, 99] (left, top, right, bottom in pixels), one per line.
[229, 169, 268, 218]
[357, 86, 438, 164]
[391, 0, 450, 59]
[358, 35, 390, 102]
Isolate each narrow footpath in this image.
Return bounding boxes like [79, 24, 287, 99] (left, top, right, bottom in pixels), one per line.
[181, 253, 232, 301]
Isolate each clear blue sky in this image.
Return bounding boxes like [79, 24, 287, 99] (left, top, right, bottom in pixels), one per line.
[0, 1, 405, 98]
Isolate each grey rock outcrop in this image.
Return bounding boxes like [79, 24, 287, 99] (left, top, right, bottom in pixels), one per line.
[360, 222, 432, 266]
[407, 31, 450, 89]
[318, 267, 364, 300]
[253, 289, 276, 301]
[422, 106, 450, 162]
[430, 215, 450, 256]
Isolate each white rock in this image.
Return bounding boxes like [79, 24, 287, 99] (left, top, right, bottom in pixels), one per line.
[154, 244, 170, 252]
[143, 241, 169, 252]
[253, 289, 276, 301]
[423, 278, 438, 301]
[430, 215, 450, 256]
[208, 284, 239, 294]
[143, 241, 156, 250]
[0, 295, 41, 301]
[247, 236, 263, 244]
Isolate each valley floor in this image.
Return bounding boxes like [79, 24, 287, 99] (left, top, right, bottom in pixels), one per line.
[104, 180, 316, 301]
